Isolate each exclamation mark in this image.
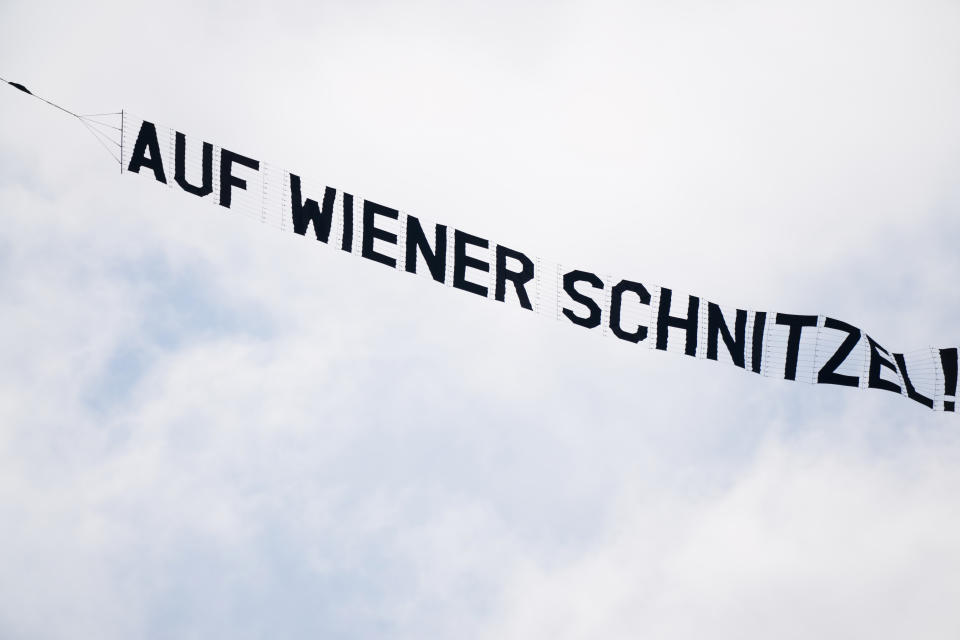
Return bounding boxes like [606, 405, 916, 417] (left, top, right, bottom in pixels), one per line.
[940, 348, 958, 412]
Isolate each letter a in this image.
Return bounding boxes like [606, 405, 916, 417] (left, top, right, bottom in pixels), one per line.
[127, 120, 167, 183]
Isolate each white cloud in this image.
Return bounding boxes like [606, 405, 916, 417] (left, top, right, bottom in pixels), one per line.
[1, 0, 959, 638]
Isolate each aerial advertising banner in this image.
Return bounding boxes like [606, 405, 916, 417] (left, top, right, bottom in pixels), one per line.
[121, 113, 958, 413]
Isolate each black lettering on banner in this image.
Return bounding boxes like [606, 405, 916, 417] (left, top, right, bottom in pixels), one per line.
[405, 216, 446, 282]
[775, 313, 818, 381]
[289, 174, 335, 242]
[893, 353, 934, 408]
[122, 116, 960, 413]
[751, 311, 767, 373]
[656, 288, 699, 356]
[453, 230, 489, 297]
[341, 193, 354, 252]
[219, 149, 260, 208]
[561, 270, 603, 329]
[817, 317, 861, 387]
[866, 335, 902, 394]
[362, 201, 399, 268]
[610, 279, 650, 343]
[174, 132, 212, 197]
[706, 303, 746, 368]
[941, 348, 958, 412]
[127, 120, 167, 183]
[494, 245, 534, 310]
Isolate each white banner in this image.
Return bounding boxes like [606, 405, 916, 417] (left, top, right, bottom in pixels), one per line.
[121, 113, 958, 413]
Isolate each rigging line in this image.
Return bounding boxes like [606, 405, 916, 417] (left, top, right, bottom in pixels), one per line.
[81, 116, 122, 132]
[82, 123, 121, 137]
[95, 133, 121, 148]
[80, 119, 120, 164]
[80, 111, 122, 117]
[80, 111, 121, 122]
[83, 120, 121, 149]
[81, 116, 121, 130]
[77, 114, 120, 144]
[82, 118, 119, 152]
[83, 123, 120, 164]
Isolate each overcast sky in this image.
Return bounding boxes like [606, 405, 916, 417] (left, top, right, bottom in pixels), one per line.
[2, 1, 960, 638]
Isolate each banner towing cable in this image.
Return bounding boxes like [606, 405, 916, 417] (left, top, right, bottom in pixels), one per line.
[1, 75, 122, 166]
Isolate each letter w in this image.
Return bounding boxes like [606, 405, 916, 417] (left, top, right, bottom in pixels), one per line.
[290, 173, 335, 242]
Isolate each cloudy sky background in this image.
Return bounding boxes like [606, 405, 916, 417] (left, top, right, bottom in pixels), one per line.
[2, 1, 960, 637]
